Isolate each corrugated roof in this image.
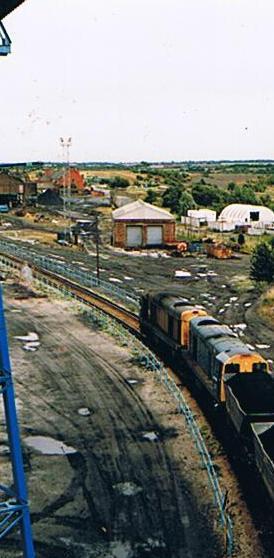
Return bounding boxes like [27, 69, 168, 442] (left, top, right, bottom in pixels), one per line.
[112, 200, 174, 221]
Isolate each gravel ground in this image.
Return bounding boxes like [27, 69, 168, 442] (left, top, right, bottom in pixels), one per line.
[0, 235, 273, 557]
[1, 280, 225, 558]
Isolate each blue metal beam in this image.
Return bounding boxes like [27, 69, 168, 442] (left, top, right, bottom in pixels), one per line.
[0, 21, 11, 55]
[0, 287, 35, 557]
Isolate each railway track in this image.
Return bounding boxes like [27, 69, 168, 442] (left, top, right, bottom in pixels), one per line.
[0, 251, 140, 335]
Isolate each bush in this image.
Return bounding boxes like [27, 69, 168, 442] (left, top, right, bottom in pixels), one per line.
[250, 242, 274, 283]
[110, 176, 130, 188]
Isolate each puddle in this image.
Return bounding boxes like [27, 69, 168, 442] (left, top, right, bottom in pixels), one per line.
[14, 332, 39, 342]
[78, 407, 91, 416]
[113, 481, 142, 496]
[244, 302, 252, 307]
[24, 436, 77, 455]
[142, 431, 158, 441]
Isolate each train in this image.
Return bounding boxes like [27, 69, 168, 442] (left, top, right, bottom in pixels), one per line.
[140, 290, 274, 504]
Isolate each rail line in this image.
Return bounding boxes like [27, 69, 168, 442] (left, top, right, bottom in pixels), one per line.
[0, 251, 140, 334]
[0, 248, 234, 555]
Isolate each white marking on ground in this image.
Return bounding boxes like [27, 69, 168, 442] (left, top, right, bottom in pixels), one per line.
[142, 431, 158, 441]
[14, 332, 39, 342]
[78, 407, 91, 416]
[109, 277, 123, 283]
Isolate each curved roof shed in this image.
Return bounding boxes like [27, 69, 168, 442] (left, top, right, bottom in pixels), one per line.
[218, 204, 274, 225]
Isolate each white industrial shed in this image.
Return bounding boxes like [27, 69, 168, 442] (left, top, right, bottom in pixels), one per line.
[218, 204, 274, 226]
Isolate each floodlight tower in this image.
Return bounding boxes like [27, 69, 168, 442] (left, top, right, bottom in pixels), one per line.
[60, 137, 72, 240]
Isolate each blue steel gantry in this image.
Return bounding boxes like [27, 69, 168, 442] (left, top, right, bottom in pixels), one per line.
[0, 1, 26, 55]
[0, 288, 35, 557]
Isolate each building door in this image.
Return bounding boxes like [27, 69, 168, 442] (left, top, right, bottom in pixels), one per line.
[147, 225, 163, 245]
[126, 226, 142, 247]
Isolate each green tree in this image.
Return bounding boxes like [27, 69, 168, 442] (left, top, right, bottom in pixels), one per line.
[110, 176, 130, 188]
[178, 191, 196, 216]
[228, 185, 257, 205]
[145, 189, 157, 204]
[192, 183, 223, 207]
[250, 242, 274, 283]
[162, 184, 182, 212]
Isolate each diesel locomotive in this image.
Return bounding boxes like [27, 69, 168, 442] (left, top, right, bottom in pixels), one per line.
[140, 290, 274, 503]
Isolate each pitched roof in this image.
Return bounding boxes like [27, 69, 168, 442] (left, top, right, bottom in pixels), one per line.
[112, 200, 174, 221]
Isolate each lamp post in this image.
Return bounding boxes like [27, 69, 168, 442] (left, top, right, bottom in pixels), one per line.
[60, 137, 72, 241]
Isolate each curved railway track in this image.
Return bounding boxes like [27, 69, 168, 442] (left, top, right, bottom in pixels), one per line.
[3, 248, 273, 557]
[0, 252, 140, 334]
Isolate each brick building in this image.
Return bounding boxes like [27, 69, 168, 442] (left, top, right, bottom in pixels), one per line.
[112, 200, 175, 248]
[38, 167, 85, 193]
[0, 171, 37, 205]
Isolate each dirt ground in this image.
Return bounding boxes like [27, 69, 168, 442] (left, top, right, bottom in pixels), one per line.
[0, 237, 273, 557]
[2, 234, 272, 364]
[1, 281, 226, 558]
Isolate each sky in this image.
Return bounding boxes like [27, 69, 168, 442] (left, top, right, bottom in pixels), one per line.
[1, 0, 274, 162]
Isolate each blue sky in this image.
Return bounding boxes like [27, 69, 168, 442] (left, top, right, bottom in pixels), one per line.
[1, 0, 274, 162]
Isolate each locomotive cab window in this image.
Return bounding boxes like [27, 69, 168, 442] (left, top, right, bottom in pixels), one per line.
[225, 363, 240, 375]
[252, 362, 267, 373]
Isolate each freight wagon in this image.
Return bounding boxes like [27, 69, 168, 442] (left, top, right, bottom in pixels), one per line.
[252, 423, 274, 503]
[225, 373, 274, 436]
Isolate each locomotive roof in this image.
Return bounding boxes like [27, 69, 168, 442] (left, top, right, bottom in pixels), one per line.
[216, 344, 261, 363]
[190, 315, 219, 328]
[149, 291, 203, 318]
[192, 324, 236, 340]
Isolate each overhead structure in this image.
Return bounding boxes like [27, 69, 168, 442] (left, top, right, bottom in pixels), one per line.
[0, 0, 25, 55]
[0, 288, 35, 557]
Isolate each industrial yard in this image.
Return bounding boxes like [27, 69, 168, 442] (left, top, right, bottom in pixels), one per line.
[0, 217, 273, 557]
[0, 272, 270, 558]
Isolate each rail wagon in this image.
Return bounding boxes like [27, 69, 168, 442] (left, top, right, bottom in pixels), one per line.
[251, 423, 274, 502]
[225, 373, 274, 436]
